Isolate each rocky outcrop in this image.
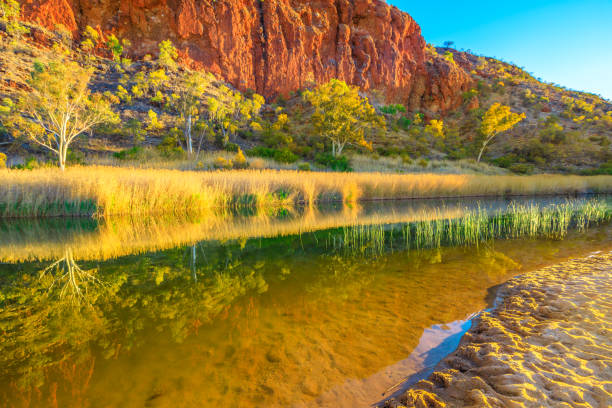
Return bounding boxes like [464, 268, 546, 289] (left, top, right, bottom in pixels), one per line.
[19, 0, 472, 112]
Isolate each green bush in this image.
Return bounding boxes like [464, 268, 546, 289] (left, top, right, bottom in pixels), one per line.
[397, 117, 412, 130]
[156, 133, 186, 159]
[380, 104, 406, 116]
[12, 157, 40, 170]
[400, 154, 412, 164]
[580, 161, 612, 175]
[225, 142, 240, 153]
[273, 148, 298, 164]
[66, 148, 85, 165]
[315, 153, 352, 172]
[509, 163, 535, 174]
[113, 146, 143, 160]
[297, 162, 311, 171]
[247, 146, 276, 159]
[248, 146, 298, 164]
[492, 154, 519, 168]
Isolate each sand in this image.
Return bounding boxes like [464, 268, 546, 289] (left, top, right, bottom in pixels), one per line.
[384, 251, 612, 408]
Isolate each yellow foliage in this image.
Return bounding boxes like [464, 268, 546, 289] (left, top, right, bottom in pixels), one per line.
[214, 156, 233, 169]
[147, 110, 163, 131]
[481, 103, 525, 138]
[233, 148, 248, 169]
[425, 119, 445, 139]
[303, 79, 385, 156]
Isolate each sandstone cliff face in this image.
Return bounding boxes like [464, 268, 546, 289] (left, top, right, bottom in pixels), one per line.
[19, 0, 471, 112]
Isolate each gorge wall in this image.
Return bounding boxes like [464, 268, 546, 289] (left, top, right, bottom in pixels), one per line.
[18, 0, 472, 112]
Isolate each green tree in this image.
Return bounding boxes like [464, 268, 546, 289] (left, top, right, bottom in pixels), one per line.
[168, 71, 209, 155]
[126, 118, 145, 146]
[106, 34, 123, 61]
[9, 60, 117, 170]
[303, 79, 385, 156]
[478, 103, 525, 162]
[206, 86, 264, 147]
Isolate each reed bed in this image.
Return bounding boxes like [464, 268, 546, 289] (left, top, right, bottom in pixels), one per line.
[1, 166, 611, 218]
[332, 199, 611, 256]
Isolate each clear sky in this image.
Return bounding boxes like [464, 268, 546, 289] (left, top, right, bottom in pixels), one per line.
[388, 1, 612, 100]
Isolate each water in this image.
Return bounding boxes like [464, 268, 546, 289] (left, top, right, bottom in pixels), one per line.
[0, 197, 610, 408]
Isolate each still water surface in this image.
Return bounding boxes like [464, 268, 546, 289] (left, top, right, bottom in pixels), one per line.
[0, 197, 610, 407]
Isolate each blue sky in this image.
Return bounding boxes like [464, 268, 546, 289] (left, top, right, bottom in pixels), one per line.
[388, 1, 612, 100]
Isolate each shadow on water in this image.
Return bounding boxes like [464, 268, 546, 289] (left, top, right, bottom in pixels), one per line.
[0, 196, 610, 407]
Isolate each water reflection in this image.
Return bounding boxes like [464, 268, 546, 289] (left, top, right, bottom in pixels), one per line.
[0, 196, 589, 263]
[0, 197, 610, 407]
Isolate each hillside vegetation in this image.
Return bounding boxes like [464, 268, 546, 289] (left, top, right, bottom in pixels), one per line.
[0, 3, 610, 175]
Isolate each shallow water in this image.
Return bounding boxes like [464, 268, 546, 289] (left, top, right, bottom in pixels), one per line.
[0, 197, 610, 408]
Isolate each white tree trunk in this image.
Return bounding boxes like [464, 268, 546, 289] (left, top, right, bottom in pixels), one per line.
[477, 138, 491, 163]
[185, 114, 193, 155]
[191, 244, 197, 282]
[336, 142, 346, 156]
[59, 137, 67, 171]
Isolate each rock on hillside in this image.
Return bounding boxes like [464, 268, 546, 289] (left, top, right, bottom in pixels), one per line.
[18, 0, 471, 112]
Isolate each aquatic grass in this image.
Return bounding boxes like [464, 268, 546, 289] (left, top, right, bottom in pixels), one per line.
[0, 166, 611, 218]
[332, 199, 611, 256]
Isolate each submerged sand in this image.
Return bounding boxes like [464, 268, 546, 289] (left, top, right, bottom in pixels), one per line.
[385, 252, 612, 408]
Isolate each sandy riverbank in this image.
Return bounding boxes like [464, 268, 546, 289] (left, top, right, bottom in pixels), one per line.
[385, 251, 612, 408]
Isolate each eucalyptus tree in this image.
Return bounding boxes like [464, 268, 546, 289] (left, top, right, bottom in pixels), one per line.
[478, 103, 525, 162]
[9, 60, 117, 170]
[303, 79, 385, 156]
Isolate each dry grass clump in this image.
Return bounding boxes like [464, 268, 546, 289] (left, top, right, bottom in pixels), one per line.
[350, 155, 508, 175]
[85, 149, 301, 171]
[0, 166, 610, 218]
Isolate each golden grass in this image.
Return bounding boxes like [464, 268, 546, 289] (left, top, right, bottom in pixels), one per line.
[0, 166, 611, 218]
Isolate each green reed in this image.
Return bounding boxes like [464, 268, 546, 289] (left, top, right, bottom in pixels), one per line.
[331, 199, 611, 256]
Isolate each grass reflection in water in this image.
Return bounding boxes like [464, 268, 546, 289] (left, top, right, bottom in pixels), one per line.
[0, 197, 610, 407]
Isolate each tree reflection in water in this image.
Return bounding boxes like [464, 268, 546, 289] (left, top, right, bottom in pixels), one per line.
[40, 248, 106, 305]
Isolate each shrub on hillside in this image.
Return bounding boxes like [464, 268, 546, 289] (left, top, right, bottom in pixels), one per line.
[509, 163, 534, 174]
[247, 146, 298, 164]
[492, 154, 519, 168]
[315, 153, 352, 172]
[213, 156, 233, 169]
[225, 143, 240, 153]
[114, 146, 143, 160]
[233, 148, 248, 169]
[580, 161, 612, 175]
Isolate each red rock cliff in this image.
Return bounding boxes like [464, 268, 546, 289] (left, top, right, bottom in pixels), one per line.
[19, 0, 471, 112]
